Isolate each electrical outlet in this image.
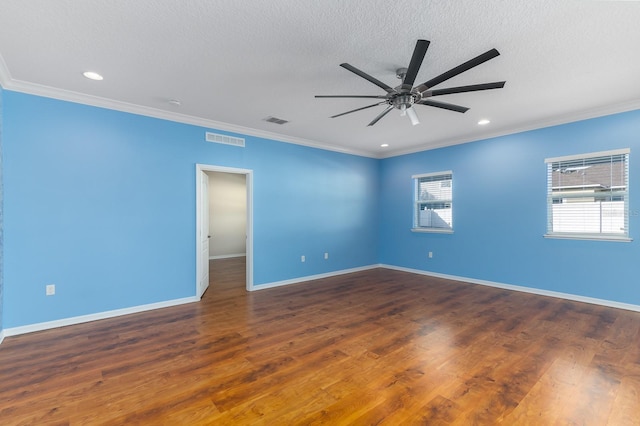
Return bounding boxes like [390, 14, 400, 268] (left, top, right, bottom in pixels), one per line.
[428, 251, 433, 259]
[324, 252, 329, 260]
[301, 255, 305, 262]
[46, 284, 56, 296]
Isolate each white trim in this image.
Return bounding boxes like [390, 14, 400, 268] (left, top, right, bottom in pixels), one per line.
[3, 264, 640, 344]
[197, 164, 253, 175]
[0, 76, 374, 159]
[252, 265, 379, 291]
[2, 296, 198, 338]
[3, 52, 640, 161]
[0, 53, 11, 87]
[545, 149, 630, 240]
[412, 170, 453, 179]
[381, 264, 640, 313]
[411, 228, 454, 234]
[379, 101, 640, 159]
[545, 148, 630, 164]
[210, 253, 246, 260]
[413, 171, 454, 232]
[246, 173, 254, 291]
[196, 164, 254, 293]
[196, 167, 208, 298]
[544, 233, 632, 242]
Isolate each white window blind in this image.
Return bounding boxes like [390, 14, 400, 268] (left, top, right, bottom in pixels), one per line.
[545, 149, 630, 241]
[412, 171, 453, 232]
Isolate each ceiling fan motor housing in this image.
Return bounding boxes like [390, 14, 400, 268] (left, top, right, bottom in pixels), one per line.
[391, 69, 419, 110]
[392, 93, 416, 110]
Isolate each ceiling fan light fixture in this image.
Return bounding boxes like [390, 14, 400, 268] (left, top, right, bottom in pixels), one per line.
[407, 107, 420, 126]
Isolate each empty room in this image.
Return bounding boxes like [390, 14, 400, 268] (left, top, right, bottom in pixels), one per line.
[1, 1, 640, 424]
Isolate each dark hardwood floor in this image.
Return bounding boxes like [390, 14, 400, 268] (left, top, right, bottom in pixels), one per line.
[1, 258, 639, 425]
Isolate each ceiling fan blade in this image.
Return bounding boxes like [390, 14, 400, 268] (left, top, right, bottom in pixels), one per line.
[340, 63, 395, 93]
[425, 81, 505, 97]
[415, 48, 500, 93]
[330, 102, 387, 118]
[417, 99, 469, 113]
[401, 39, 430, 91]
[315, 95, 388, 99]
[367, 105, 394, 126]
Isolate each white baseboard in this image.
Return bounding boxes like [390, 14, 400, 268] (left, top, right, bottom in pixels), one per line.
[3, 264, 638, 344]
[252, 264, 379, 291]
[209, 253, 246, 260]
[2, 296, 199, 338]
[381, 264, 640, 313]
[0, 265, 378, 341]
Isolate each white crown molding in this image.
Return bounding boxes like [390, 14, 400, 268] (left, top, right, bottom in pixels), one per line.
[3, 51, 639, 161]
[380, 99, 640, 159]
[0, 71, 376, 159]
[0, 53, 11, 88]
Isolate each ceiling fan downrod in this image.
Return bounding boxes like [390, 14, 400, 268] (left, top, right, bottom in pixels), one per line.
[393, 69, 420, 124]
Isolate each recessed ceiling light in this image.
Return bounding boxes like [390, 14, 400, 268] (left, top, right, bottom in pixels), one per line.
[478, 119, 491, 126]
[83, 71, 103, 81]
[168, 99, 181, 107]
[381, 144, 389, 147]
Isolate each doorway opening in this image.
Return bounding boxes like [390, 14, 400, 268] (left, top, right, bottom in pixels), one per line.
[196, 164, 253, 298]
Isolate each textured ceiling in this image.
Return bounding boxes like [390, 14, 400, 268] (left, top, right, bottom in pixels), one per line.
[1, 0, 640, 158]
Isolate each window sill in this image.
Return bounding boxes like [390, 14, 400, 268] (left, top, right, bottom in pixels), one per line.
[544, 233, 632, 242]
[412, 228, 454, 234]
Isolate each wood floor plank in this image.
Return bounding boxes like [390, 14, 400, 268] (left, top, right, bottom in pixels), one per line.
[1, 258, 639, 424]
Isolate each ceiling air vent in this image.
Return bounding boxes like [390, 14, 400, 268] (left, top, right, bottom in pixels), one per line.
[205, 132, 245, 147]
[264, 116, 289, 125]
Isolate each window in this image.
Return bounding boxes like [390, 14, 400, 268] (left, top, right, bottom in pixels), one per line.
[412, 171, 453, 232]
[545, 149, 630, 241]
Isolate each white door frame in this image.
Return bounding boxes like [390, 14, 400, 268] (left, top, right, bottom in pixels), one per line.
[195, 164, 254, 295]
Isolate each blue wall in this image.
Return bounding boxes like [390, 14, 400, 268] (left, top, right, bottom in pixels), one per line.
[2, 87, 640, 331]
[2, 91, 379, 328]
[379, 110, 640, 305]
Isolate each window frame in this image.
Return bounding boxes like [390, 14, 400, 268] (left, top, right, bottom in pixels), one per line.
[411, 170, 454, 234]
[544, 148, 631, 242]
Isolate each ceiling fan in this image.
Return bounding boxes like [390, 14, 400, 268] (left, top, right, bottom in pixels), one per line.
[315, 39, 505, 126]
